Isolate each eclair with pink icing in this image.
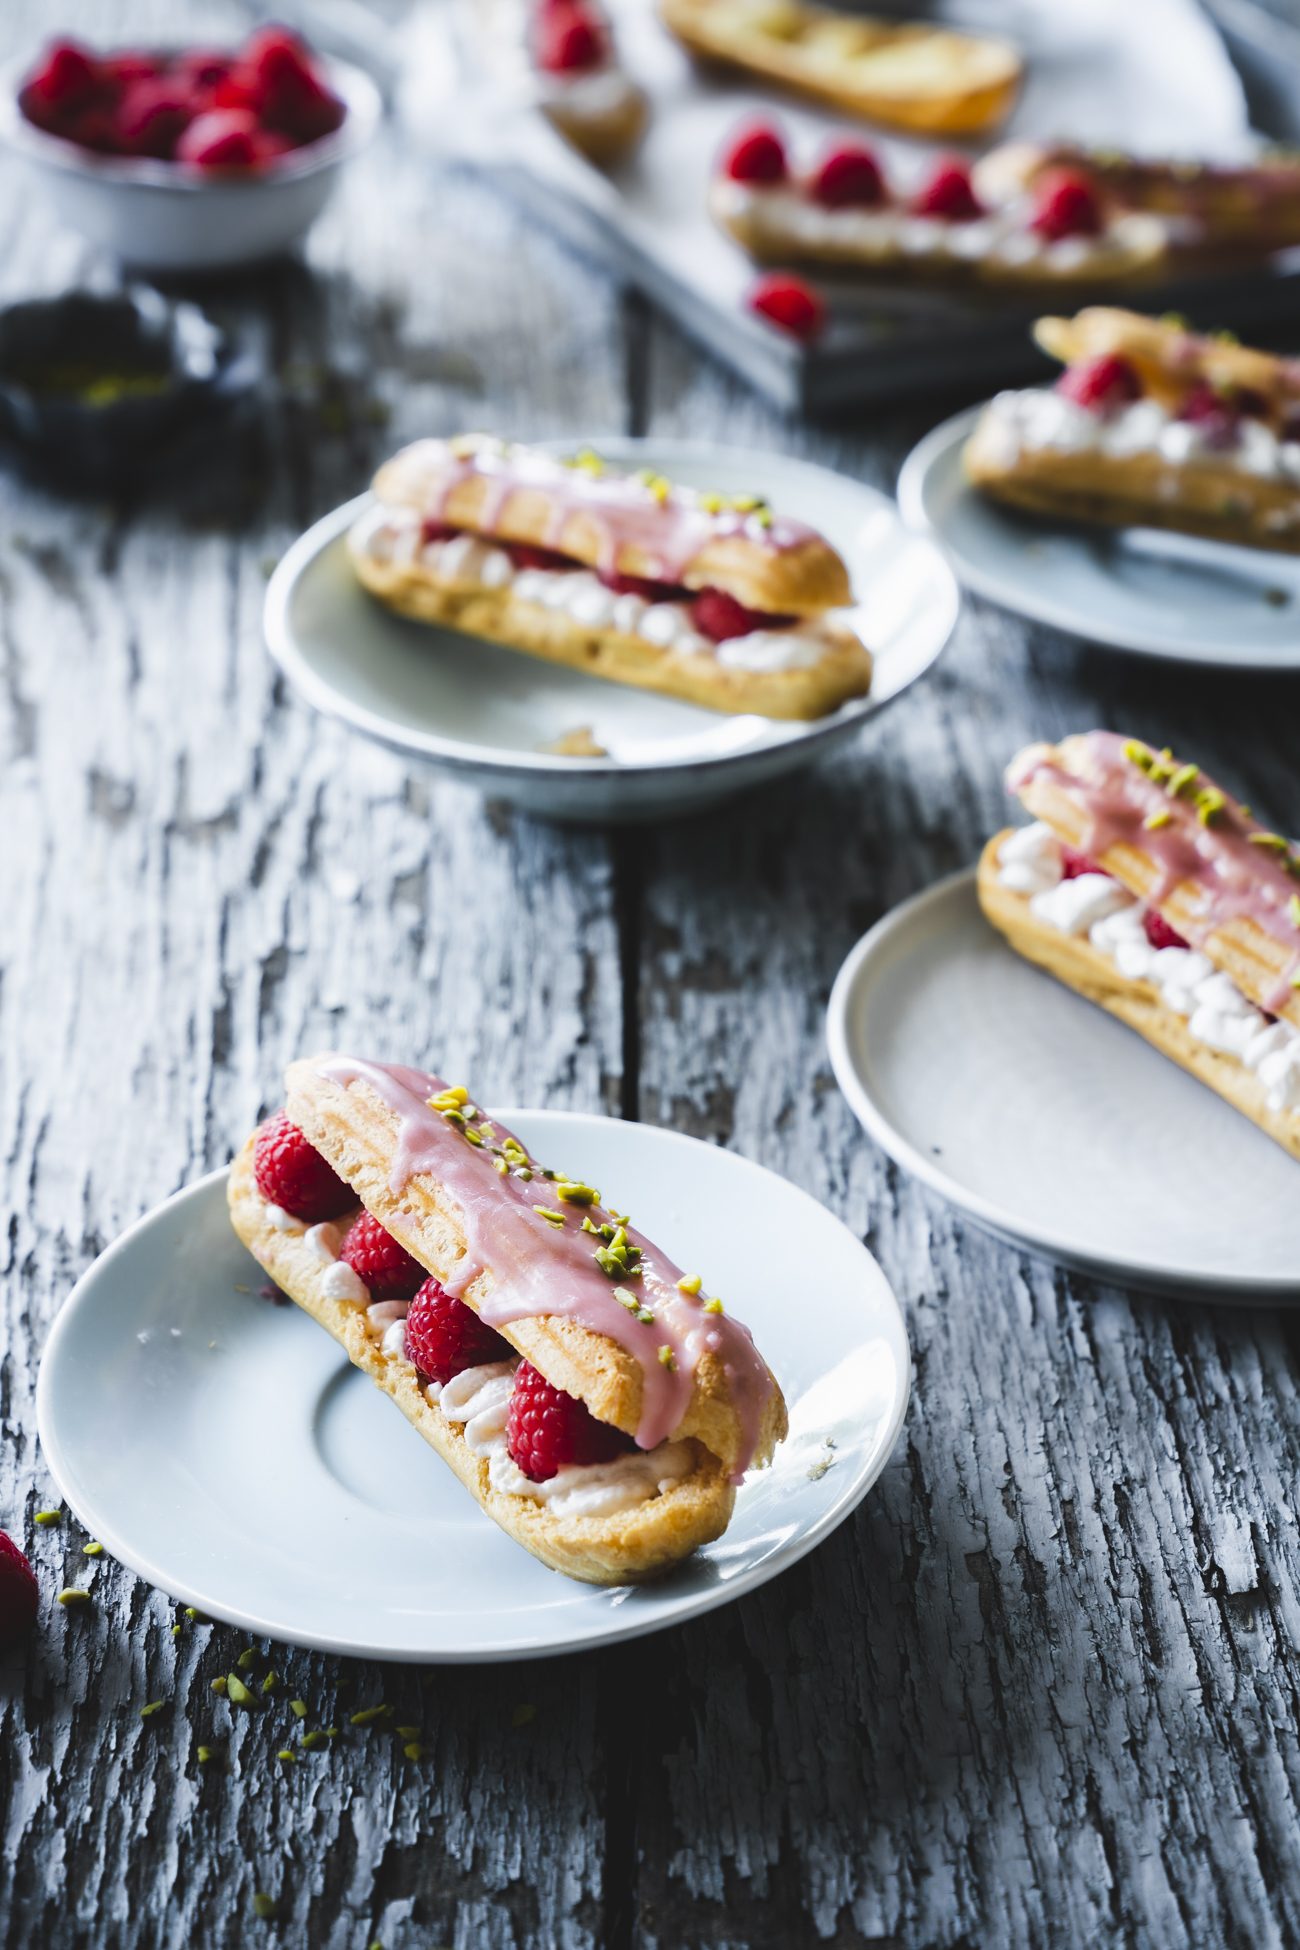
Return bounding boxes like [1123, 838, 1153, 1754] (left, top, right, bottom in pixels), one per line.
[978, 733, 1300, 1164]
[349, 435, 872, 722]
[228, 1057, 787, 1584]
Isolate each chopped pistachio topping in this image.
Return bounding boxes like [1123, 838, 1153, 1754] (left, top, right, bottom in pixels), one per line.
[1123, 739, 1152, 769]
[440, 1106, 467, 1128]
[614, 1288, 640, 1313]
[532, 1205, 566, 1226]
[581, 1216, 601, 1235]
[570, 447, 605, 476]
[252, 1893, 277, 1920]
[1143, 809, 1172, 831]
[140, 1700, 166, 1719]
[403, 1741, 423, 1761]
[227, 1674, 256, 1707]
[1195, 786, 1226, 826]
[396, 1724, 421, 1740]
[676, 1274, 702, 1295]
[196, 1745, 215, 1765]
[555, 1181, 598, 1205]
[236, 1647, 257, 1671]
[349, 1704, 394, 1727]
[82, 1541, 104, 1556]
[171, 1624, 182, 1640]
[462, 1128, 484, 1147]
[657, 1345, 676, 1370]
[34, 1510, 62, 1527]
[57, 1588, 91, 1606]
[636, 1307, 655, 1325]
[301, 1729, 329, 1751]
[211, 1677, 228, 1697]
[608, 1211, 630, 1226]
[513, 1167, 534, 1182]
[290, 1699, 308, 1719]
[430, 1085, 469, 1109]
[276, 1749, 297, 1764]
[699, 491, 725, 513]
[493, 1156, 508, 1175]
[1249, 831, 1290, 852]
[1168, 763, 1199, 798]
[261, 1671, 278, 1695]
[703, 1297, 724, 1314]
[184, 1606, 204, 1622]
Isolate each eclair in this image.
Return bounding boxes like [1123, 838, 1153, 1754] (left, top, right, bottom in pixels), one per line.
[712, 131, 1281, 295]
[661, 0, 1021, 137]
[349, 435, 873, 721]
[978, 733, 1300, 1163]
[228, 1057, 788, 1584]
[974, 144, 1300, 259]
[965, 309, 1300, 553]
[461, 0, 647, 166]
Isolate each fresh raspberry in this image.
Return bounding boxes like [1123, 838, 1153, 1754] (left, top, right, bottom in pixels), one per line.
[115, 81, 193, 159]
[505, 1362, 633, 1481]
[1060, 846, 1107, 880]
[720, 123, 787, 186]
[748, 273, 825, 341]
[599, 568, 684, 601]
[176, 109, 263, 169]
[339, 1211, 425, 1299]
[508, 542, 576, 571]
[911, 158, 983, 221]
[105, 52, 163, 89]
[0, 1532, 39, 1651]
[246, 29, 345, 141]
[1031, 168, 1103, 241]
[1177, 380, 1241, 449]
[537, 6, 606, 73]
[405, 1278, 511, 1384]
[1143, 909, 1189, 951]
[175, 50, 234, 91]
[420, 519, 461, 545]
[21, 42, 103, 128]
[1056, 354, 1142, 415]
[253, 1111, 354, 1222]
[1228, 385, 1270, 419]
[811, 141, 885, 209]
[692, 587, 793, 641]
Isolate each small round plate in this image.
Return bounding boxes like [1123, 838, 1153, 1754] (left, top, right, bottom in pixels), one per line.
[265, 439, 958, 822]
[37, 1110, 909, 1661]
[827, 869, 1300, 1301]
[898, 404, 1300, 670]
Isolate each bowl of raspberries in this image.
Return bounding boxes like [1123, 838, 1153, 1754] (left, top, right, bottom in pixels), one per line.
[2, 26, 380, 273]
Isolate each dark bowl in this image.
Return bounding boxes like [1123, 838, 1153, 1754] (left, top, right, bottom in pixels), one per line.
[0, 286, 261, 488]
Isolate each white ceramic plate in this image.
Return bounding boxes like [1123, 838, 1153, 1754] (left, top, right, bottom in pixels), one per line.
[827, 870, 1300, 1300]
[898, 404, 1300, 670]
[264, 440, 958, 822]
[37, 1111, 910, 1661]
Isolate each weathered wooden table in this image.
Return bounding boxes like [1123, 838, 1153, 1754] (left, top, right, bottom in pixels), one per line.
[4, 4, 1300, 1945]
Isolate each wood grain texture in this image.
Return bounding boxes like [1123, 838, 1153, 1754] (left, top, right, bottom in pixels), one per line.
[4, 1, 1300, 1946]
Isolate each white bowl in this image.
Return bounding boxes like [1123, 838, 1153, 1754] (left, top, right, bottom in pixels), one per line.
[0, 52, 380, 273]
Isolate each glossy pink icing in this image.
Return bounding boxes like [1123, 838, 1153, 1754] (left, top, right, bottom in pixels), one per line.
[315, 1057, 774, 1475]
[1008, 730, 1300, 1010]
[393, 438, 819, 583]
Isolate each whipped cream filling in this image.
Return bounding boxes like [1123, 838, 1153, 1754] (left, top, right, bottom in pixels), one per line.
[258, 1205, 371, 1303]
[716, 181, 1168, 274]
[353, 502, 837, 674]
[533, 64, 638, 119]
[979, 388, 1300, 488]
[997, 823, 1300, 1115]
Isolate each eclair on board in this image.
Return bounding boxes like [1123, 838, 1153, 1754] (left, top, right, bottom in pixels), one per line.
[349, 435, 872, 722]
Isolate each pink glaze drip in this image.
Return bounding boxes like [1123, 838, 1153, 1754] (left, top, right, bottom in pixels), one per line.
[404, 438, 819, 583]
[315, 1057, 773, 1476]
[1008, 730, 1300, 1010]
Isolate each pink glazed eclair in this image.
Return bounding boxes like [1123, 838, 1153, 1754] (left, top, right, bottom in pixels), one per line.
[228, 1056, 788, 1584]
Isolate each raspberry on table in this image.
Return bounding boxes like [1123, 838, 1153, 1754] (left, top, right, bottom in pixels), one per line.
[0, 1532, 39, 1651]
[505, 1362, 634, 1482]
[748, 273, 825, 342]
[253, 1111, 354, 1222]
[339, 1211, 425, 1300]
[405, 1278, 512, 1385]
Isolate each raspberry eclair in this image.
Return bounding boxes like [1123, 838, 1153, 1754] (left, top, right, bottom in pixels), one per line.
[463, 0, 647, 166]
[979, 734, 1300, 1164]
[349, 435, 872, 721]
[965, 310, 1300, 553]
[228, 1057, 788, 1584]
[661, 0, 1021, 137]
[712, 130, 1279, 295]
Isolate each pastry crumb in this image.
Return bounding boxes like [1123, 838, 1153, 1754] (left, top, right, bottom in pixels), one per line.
[539, 726, 610, 759]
